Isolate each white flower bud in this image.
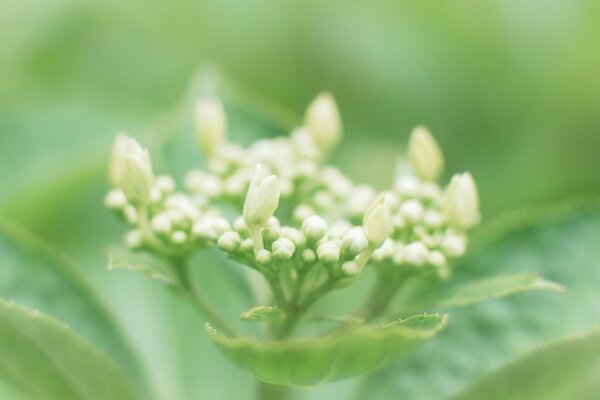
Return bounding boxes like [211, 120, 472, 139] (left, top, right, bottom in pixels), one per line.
[212, 218, 232, 235]
[441, 232, 467, 257]
[192, 219, 216, 240]
[110, 136, 155, 205]
[155, 175, 176, 194]
[255, 249, 273, 266]
[341, 261, 360, 277]
[218, 231, 241, 252]
[195, 99, 227, 156]
[305, 92, 342, 151]
[404, 242, 428, 266]
[395, 176, 421, 198]
[125, 230, 144, 249]
[372, 238, 395, 261]
[151, 214, 172, 234]
[240, 238, 255, 253]
[280, 228, 306, 248]
[327, 220, 352, 239]
[293, 204, 315, 222]
[408, 126, 444, 181]
[186, 170, 222, 197]
[443, 172, 481, 230]
[272, 238, 296, 261]
[243, 164, 280, 230]
[346, 185, 376, 216]
[171, 231, 188, 244]
[424, 211, 443, 228]
[302, 215, 327, 241]
[317, 241, 340, 263]
[428, 250, 447, 267]
[302, 249, 317, 263]
[124, 206, 138, 224]
[363, 193, 394, 247]
[233, 216, 248, 234]
[104, 189, 128, 210]
[342, 228, 369, 258]
[399, 199, 425, 224]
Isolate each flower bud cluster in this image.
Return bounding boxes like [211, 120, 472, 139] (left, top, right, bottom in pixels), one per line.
[106, 93, 480, 285]
[216, 213, 371, 281]
[105, 168, 230, 253]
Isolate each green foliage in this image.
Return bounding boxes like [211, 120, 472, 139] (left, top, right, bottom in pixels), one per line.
[0, 219, 145, 391]
[0, 299, 140, 400]
[453, 328, 600, 400]
[207, 314, 448, 385]
[356, 208, 600, 400]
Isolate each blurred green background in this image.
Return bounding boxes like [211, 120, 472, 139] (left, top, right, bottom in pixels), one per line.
[1, 0, 600, 399]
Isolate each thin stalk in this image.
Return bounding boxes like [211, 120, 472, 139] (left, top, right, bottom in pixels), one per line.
[173, 258, 239, 337]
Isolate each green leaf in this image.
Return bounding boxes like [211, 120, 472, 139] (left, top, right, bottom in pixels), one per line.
[0, 299, 140, 400]
[453, 328, 600, 400]
[395, 273, 564, 317]
[108, 247, 178, 286]
[240, 306, 283, 322]
[206, 313, 447, 386]
[0, 219, 147, 395]
[357, 207, 600, 400]
[437, 273, 564, 308]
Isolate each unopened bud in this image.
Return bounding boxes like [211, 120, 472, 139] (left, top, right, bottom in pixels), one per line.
[317, 241, 340, 263]
[195, 99, 227, 156]
[443, 172, 481, 230]
[408, 126, 444, 181]
[302, 215, 327, 241]
[404, 242, 428, 266]
[110, 135, 154, 205]
[305, 92, 342, 151]
[218, 231, 241, 252]
[243, 164, 280, 230]
[363, 194, 394, 247]
[272, 238, 296, 261]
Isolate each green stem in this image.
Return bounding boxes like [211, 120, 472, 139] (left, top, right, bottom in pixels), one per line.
[173, 258, 239, 337]
[257, 381, 290, 400]
[359, 273, 406, 322]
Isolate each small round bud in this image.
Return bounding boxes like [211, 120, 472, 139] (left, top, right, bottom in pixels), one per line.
[233, 217, 248, 234]
[408, 126, 444, 182]
[395, 176, 421, 198]
[240, 238, 255, 253]
[314, 191, 335, 210]
[424, 211, 444, 228]
[346, 185, 376, 216]
[327, 220, 352, 239]
[192, 220, 215, 240]
[372, 239, 395, 261]
[104, 189, 128, 210]
[341, 261, 360, 277]
[341, 228, 368, 258]
[302, 215, 327, 241]
[293, 204, 315, 222]
[217, 231, 241, 252]
[281, 228, 306, 247]
[272, 238, 296, 261]
[171, 231, 188, 244]
[441, 232, 467, 257]
[255, 249, 273, 266]
[125, 230, 144, 249]
[428, 251, 447, 267]
[302, 249, 317, 263]
[151, 214, 172, 234]
[399, 199, 425, 224]
[404, 242, 429, 266]
[110, 136, 154, 205]
[212, 218, 232, 235]
[186, 170, 222, 197]
[155, 175, 176, 194]
[317, 241, 340, 263]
